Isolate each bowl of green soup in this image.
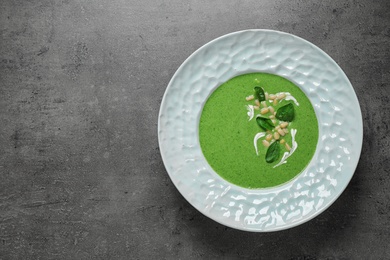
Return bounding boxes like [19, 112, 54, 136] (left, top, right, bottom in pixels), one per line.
[158, 29, 363, 232]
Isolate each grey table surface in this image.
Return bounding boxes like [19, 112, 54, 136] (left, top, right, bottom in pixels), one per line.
[1, 0, 389, 259]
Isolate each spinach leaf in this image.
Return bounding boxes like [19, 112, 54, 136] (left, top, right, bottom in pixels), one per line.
[256, 116, 274, 131]
[276, 103, 294, 122]
[266, 140, 280, 163]
[254, 86, 265, 102]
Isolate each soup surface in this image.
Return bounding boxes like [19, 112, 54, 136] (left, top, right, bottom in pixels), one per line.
[199, 73, 319, 188]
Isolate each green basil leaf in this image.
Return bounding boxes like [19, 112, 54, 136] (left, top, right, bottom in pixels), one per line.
[275, 103, 294, 122]
[256, 116, 274, 131]
[254, 86, 266, 102]
[266, 140, 280, 163]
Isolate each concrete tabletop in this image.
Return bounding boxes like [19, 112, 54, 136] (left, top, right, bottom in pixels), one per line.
[1, 0, 389, 259]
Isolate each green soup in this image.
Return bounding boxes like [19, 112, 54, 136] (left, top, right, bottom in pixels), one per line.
[199, 73, 319, 189]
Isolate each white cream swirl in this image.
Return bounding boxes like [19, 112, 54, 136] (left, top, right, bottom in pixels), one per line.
[253, 132, 266, 156]
[268, 92, 300, 106]
[246, 105, 255, 121]
[273, 128, 298, 168]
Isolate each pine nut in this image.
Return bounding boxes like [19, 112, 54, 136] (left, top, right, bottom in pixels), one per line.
[266, 134, 273, 141]
[269, 106, 275, 114]
[246, 95, 254, 101]
[277, 93, 286, 100]
[269, 115, 275, 119]
[275, 125, 280, 130]
[280, 139, 285, 144]
[278, 128, 285, 136]
[253, 105, 260, 110]
[283, 128, 289, 133]
[262, 140, 270, 147]
[285, 143, 291, 151]
[272, 119, 276, 124]
[255, 99, 260, 107]
[261, 101, 267, 108]
[280, 122, 288, 128]
[273, 99, 278, 105]
[265, 92, 269, 100]
[269, 94, 276, 100]
[274, 132, 280, 140]
[260, 108, 269, 114]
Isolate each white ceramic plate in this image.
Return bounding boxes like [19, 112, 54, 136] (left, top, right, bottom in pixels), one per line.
[158, 29, 363, 232]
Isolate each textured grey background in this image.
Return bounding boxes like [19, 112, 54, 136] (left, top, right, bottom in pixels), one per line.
[0, 0, 389, 259]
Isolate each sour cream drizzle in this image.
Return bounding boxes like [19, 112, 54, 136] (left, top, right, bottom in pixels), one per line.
[246, 105, 255, 121]
[273, 129, 298, 168]
[284, 95, 299, 106]
[253, 132, 266, 155]
[268, 92, 300, 106]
